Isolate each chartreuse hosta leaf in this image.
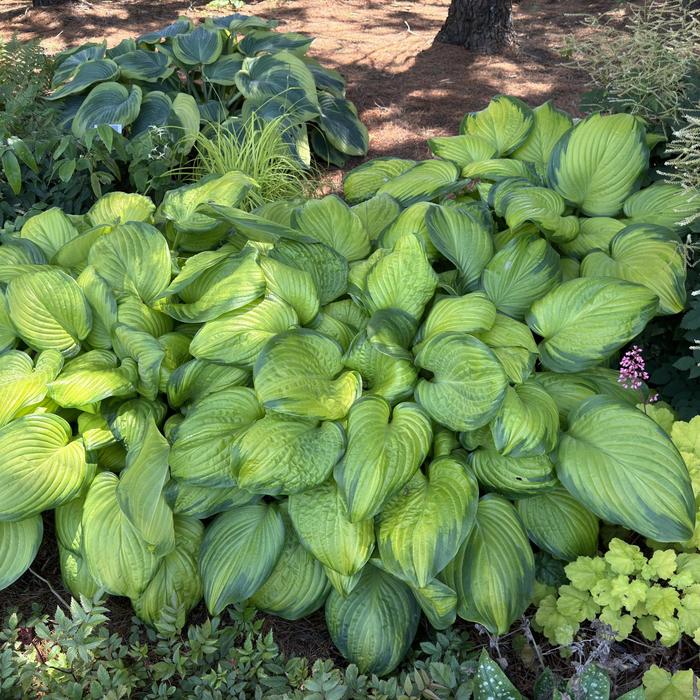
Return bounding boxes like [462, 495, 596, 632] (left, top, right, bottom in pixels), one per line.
[77, 267, 117, 349]
[334, 397, 432, 522]
[0, 515, 43, 590]
[343, 157, 416, 204]
[557, 396, 696, 542]
[167, 480, 258, 520]
[7, 268, 92, 357]
[444, 495, 534, 634]
[200, 503, 285, 614]
[0, 290, 16, 353]
[623, 182, 699, 229]
[111, 324, 165, 400]
[512, 100, 573, 165]
[558, 217, 626, 259]
[548, 113, 649, 217]
[470, 448, 559, 498]
[376, 160, 460, 207]
[377, 456, 478, 588]
[503, 187, 579, 244]
[233, 414, 345, 495]
[72, 82, 142, 138]
[490, 379, 559, 457]
[251, 511, 330, 620]
[415, 332, 508, 432]
[87, 191, 155, 226]
[288, 480, 374, 576]
[132, 515, 203, 632]
[517, 487, 599, 561]
[325, 562, 420, 676]
[428, 134, 497, 168]
[379, 202, 438, 259]
[411, 578, 458, 630]
[527, 277, 659, 372]
[581, 224, 686, 315]
[169, 387, 262, 486]
[460, 95, 534, 155]
[20, 207, 79, 260]
[253, 329, 361, 420]
[258, 256, 320, 324]
[82, 471, 161, 598]
[475, 313, 538, 384]
[0, 413, 89, 521]
[351, 193, 401, 242]
[166, 359, 249, 408]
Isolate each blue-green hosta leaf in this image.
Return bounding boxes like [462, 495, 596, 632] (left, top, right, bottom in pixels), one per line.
[234, 414, 345, 495]
[581, 224, 686, 315]
[52, 44, 106, 86]
[0, 515, 42, 590]
[377, 456, 478, 588]
[623, 182, 699, 229]
[114, 49, 174, 82]
[511, 100, 573, 165]
[111, 324, 165, 400]
[190, 297, 298, 367]
[251, 512, 330, 620]
[239, 29, 313, 56]
[490, 379, 559, 457]
[411, 578, 458, 630]
[48, 58, 119, 100]
[343, 157, 416, 204]
[473, 649, 523, 700]
[172, 25, 224, 65]
[470, 448, 559, 498]
[201, 54, 245, 85]
[415, 332, 508, 432]
[426, 205, 494, 292]
[253, 329, 361, 420]
[526, 277, 659, 372]
[87, 192, 155, 227]
[20, 207, 79, 260]
[167, 480, 258, 519]
[557, 396, 695, 542]
[169, 387, 262, 487]
[376, 160, 460, 207]
[303, 56, 345, 95]
[288, 480, 374, 576]
[351, 194, 401, 242]
[292, 195, 370, 262]
[257, 256, 320, 324]
[558, 217, 626, 259]
[325, 562, 420, 676]
[7, 269, 92, 357]
[116, 420, 174, 556]
[517, 487, 599, 561]
[460, 95, 534, 156]
[72, 82, 142, 138]
[132, 515, 203, 632]
[316, 92, 369, 157]
[548, 113, 649, 217]
[200, 503, 285, 614]
[481, 233, 561, 320]
[88, 221, 170, 305]
[335, 397, 432, 522]
[82, 471, 160, 598]
[444, 495, 534, 634]
[427, 134, 497, 167]
[167, 359, 249, 408]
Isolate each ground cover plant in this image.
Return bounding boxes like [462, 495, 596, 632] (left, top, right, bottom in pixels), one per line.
[0, 95, 699, 678]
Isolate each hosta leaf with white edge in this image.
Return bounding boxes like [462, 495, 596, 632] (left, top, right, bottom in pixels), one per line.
[460, 95, 534, 156]
[557, 396, 695, 542]
[0, 515, 43, 590]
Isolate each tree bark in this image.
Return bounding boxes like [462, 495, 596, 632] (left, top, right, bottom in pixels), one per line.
[436, 0, 514, 54]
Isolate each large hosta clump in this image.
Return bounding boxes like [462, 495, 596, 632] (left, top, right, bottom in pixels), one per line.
[0, 97, 698, 675]
[46, 13, 368, 165]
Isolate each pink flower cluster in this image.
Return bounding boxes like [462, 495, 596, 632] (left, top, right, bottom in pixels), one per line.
[618, 345, 658, 402]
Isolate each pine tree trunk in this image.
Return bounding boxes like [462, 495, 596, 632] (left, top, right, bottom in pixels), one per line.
[436, 0, 514, 53]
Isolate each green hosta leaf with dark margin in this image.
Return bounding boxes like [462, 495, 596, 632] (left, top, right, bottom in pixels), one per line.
[428, 134, 497, 168]
[87, 192, 155, 227]
[343, 158, 416, 204]
[623, 182, 700, 229]
[475, 313, 538, 384]
[376, 160, 461, 207]
[316, 92, 369, 157]
[469, 448, 559, 498]
[460, 95, 534, 156]
[511, 100, 573, 165]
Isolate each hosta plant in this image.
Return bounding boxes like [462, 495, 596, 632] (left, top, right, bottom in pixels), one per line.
[0, 96, 699, 675]
[46, 13, 368, 166]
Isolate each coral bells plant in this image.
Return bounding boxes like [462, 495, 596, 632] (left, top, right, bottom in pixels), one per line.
[618, 345, 658, 404]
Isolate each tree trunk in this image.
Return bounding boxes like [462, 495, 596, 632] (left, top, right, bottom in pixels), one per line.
[436, 0, 514, 54]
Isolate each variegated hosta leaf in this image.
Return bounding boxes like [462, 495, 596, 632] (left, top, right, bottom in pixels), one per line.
[526, 277, 659, 372]
[377, 456, 479, 587]
[335, 397, 433, 521]
[558, 217, 626, 260]
[623, 182, 699, 229]
[258, 255, 320, 324]
[251, 512, 330, 620]
[470, 448, 559, 498]
[475, 313, 538, 384]
[0, 515, 42, 590]
[77, 266, 118, 349]
[445, 495, 534, 634]
[532, 372, 598, 425]
[200, 503, 285, 614]
[169, 387, 262, 487]
[511, 100, 573, 165]
[82, 472, 161, 598]
[111, 323, 165, 400]
[234, 414, 345, 495]
[0, 350, 63, 427]
[462, 158, 535, 182]
[351, 193, 401, 242]
[132, 515, 203, 632]
[0, 413, 89, 521]
[415, 332, 508, 432]
[167, 359, 249, 408]
[0, 290, 16, 353]
[117, 295, 173, 337]
[342, 158, 416, 204]
[7, 268, 92, 357]
[59, 545, 100, 600]
[517, 487, 599, 561]
[20, 207, 79, 260]
[88, 221, 171, 305]
[411, 578, 458, 630]
[108, 397, 166, 449]
[427, 134, 497, 168]
[79, 412, 117, 451]
[490, 380, 559, 457]
[460, 95, 534, 156]
[167, 480, 258, 520]
[481, 233, 561, 320]
[548, 113, 649, 217]
[324, 566, 362, 596]
[557, 396, 695, 542]
[87, 191, 155, 227]
[503, 187, 579, 244]
[581, 223, 686, 315]
[72, 82, 142, 138]
[380, 202, 440, 259]
[325, 563, 420, 675]
[172, 25, 223, 65]
[253, 329, 361, 420]
[376, 160, 460, 207]
[287, 480, 374, 576]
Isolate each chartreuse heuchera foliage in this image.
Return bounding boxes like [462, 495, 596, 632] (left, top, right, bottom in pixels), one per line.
[0, 95, 699, 675]
[45, 14, 368, 166]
